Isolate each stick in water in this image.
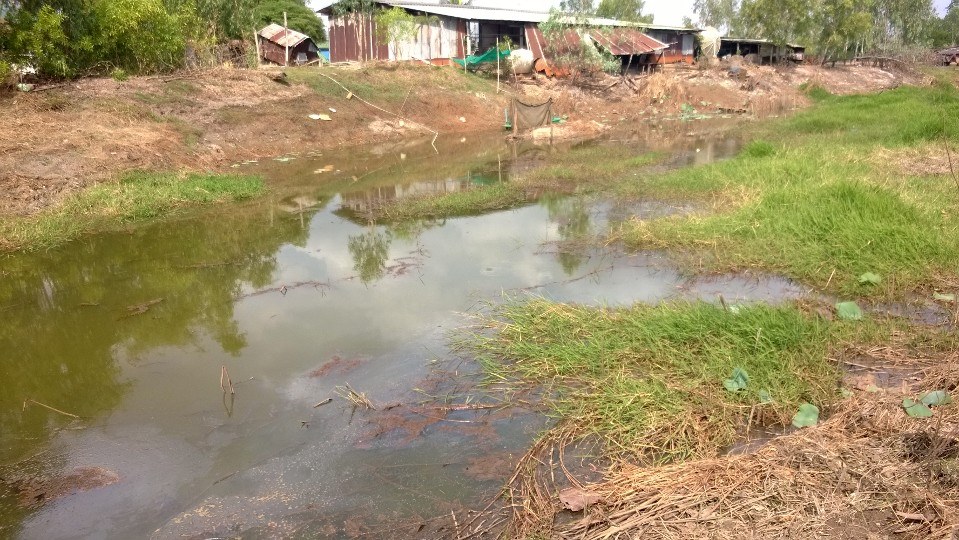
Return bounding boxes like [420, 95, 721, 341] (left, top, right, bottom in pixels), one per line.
[23, 398, 80, 419]
[220, 365, 235, 395]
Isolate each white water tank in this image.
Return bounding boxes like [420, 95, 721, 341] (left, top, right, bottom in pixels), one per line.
[510, 49, 535, 74]
[699, 26, 721, 59]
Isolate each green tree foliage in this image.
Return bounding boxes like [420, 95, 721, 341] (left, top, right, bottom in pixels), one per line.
[373, 6, 417, 51]
[815, 0, 875, 59]
[738, 0, 816, 47]
[714, 0, 938, 58]
[596, 0, 654, 23]
[928, 1, 959, 46]
[255, 0, 326, 42]
[693, 0, 746, 34]
[0, 0, 324, 78]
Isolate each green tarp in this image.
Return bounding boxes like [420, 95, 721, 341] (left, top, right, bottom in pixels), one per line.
[452, 47, 510, 69]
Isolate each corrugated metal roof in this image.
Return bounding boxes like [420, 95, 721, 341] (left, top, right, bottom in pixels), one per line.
[589, 28, 667, 55]
[259, 23, 312, 47]
[322, 1, 702, 31]
[382, 2, 551, 22]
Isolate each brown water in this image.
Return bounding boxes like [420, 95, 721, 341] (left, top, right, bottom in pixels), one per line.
[0, 121, 806, 539]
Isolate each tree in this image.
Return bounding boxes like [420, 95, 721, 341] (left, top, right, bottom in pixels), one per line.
[596, 0, 654, 23]
[816, 0, 874, 61]
[927, 1, 959, 46]
[255, 0, 326, 42]
[693, 0, 745, 34]
[373, 6, 416, 55]
[738, 0, 815, 45]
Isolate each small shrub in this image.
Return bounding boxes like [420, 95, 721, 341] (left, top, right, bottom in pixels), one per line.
[110, 67, 129, 82]
[0, 60, 12, 87]
[799, 82, 831, 101]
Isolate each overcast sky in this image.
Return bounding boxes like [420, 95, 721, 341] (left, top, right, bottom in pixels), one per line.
[311, 0, 952, 27]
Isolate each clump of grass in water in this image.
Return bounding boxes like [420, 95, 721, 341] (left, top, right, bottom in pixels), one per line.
[381, 182, 529, 222]
[0, 171, 264, 251]
[468, 299, 839, 462]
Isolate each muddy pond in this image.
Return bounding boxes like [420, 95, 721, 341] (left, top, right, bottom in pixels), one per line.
[0, 120, 806, 539]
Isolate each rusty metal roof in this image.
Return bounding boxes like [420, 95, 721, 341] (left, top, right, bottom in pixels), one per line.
[259, 23, 313, 47]
[588, 28, 667, 55]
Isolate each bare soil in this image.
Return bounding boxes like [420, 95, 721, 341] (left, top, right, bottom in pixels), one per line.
[0, 61, 928, 217]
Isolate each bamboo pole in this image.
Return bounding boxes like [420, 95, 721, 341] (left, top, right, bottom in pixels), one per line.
[496, 37, 501, 93]
[253, 26, 261, 68]
[284, 12, 289, 66]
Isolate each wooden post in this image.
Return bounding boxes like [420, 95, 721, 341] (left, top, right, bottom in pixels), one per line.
[284, 12, 289, 66]
[253, 26, 261, 68]
[496, 37, 501, 93]
[512, 100, 518, 134]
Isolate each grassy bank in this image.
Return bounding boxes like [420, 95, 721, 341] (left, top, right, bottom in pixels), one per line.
[471, 299, 853, 462]
[371, 146, 664, 222]
[0, 171, 264, 251]
[616, 84, 959, 298]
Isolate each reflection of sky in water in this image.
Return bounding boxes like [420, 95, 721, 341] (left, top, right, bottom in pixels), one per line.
[4, 122, 804, 539]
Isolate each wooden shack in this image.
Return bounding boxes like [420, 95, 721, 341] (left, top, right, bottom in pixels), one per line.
[258, 23, 321, 66]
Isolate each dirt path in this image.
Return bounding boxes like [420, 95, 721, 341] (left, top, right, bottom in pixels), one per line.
[0, 62, 926, 217]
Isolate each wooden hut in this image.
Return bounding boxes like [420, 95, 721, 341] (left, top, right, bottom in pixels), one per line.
[258, 23, 321, 66]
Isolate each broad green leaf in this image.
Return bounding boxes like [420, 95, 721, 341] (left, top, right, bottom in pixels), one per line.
[792, 403, 819, 428]
[903, 398, 933, 418]
[840, 388, 853, 399]
[858, 272, 881, 285]
[758, 389, 773, 403]
[933, 293, 955, 303]
[835, 301, 863, 321]
[919, 390, 953, 407]
[723, 367, 750, 392]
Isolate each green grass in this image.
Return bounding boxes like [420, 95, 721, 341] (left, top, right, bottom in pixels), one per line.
[287, 62, 499, 105]
[616, 84, 959, 297]
[1, 171, 264, 251]
[469, 299, 843, 461]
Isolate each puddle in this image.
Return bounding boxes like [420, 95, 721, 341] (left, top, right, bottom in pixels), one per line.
[1, 122, 797, 539]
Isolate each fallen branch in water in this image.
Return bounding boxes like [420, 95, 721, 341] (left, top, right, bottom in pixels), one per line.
[23, 398, 80, 419]
[120, 298, 163, 319]
[220, 365, 235, 395]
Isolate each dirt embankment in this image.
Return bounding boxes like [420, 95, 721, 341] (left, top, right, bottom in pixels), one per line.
[0, 61, 926, 217]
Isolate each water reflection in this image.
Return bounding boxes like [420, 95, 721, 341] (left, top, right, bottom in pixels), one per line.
[347, 227, 392, 284]
[543, 196, 594, 276]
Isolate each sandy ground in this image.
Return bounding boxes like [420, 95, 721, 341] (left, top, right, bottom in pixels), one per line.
[0, 61, 929, 217]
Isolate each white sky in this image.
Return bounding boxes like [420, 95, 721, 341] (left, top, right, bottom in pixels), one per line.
[311, 0, 952, 27]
